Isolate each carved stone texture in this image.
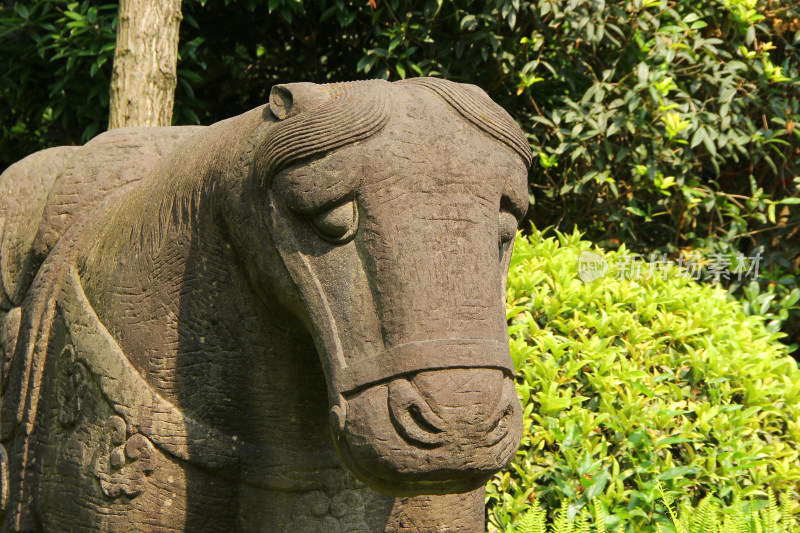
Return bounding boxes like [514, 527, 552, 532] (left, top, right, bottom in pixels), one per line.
[92, 415, 156, 499]
[285, 489, 371, 533]
[0, 308, 21, 394]
[0, 78, 531, 532]
[55, 344, 87, 428]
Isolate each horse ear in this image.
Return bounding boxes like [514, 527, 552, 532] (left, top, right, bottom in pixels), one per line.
[269, 83, 331, 120]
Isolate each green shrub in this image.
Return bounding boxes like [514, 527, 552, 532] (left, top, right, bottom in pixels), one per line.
[487, 229, 800, 532]
[505, 488, 799, 532]
[0, 1, 116, 165]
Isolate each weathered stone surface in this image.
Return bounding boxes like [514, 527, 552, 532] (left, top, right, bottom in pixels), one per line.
[0, 78, 531, 532]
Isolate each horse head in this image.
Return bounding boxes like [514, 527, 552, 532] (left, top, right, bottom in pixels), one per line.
[230, 78, 531, 496]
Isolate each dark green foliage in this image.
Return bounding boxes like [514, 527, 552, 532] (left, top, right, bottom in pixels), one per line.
[175, 0, 377, 125]
[0, 0, 205, 170]
[0, 1, 116, 166]
[488, 229, 800, 532]
[0, 0, 381, 170]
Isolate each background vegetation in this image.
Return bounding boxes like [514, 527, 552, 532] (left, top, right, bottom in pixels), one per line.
[511, 486, 799, 532]
[492, 229, 800, 532]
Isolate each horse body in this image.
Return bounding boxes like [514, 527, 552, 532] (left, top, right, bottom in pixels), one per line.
[0, 78, 530, 532]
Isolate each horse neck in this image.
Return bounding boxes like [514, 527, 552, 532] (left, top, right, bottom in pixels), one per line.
[75, 115, 333, 453]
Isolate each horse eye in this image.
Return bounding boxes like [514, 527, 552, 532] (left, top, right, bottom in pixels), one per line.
[498, 211, 518, 252]
[310, 200, 358, 243]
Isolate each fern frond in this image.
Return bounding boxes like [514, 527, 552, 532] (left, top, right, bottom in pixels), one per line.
[754, 502, 764, 533]
[732, 493, 747, 533]
[659, 483, 689, 533]
[765, 487, 778, 533]
[696, 495, 720, 533]
[553, 500, 573, 533]
[575, 508, 590, 533]
[515, 501, 547, 533]
[780, 492, 791, 533]
[593, 497, 607, 533]
[721, 514, 733, 533]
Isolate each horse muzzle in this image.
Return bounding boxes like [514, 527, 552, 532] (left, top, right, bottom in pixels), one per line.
[327, 340, 523, 496]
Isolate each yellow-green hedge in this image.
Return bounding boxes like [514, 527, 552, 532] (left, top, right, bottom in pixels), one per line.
[488, 229, 800, 532]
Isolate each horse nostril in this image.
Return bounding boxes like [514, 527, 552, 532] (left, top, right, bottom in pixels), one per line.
[482, 402, 516, 448]
[385, 374, 518, 449]
[387, 379, 446, 448]
[408, 403, 443, 435]
[479, 384, 517, 434]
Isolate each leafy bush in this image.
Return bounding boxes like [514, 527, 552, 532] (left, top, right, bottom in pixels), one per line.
[0, 0, 205, 169]
[506, 488, 799, 532]
[487, 229, 800, 532]
[0, 1, 116, 165]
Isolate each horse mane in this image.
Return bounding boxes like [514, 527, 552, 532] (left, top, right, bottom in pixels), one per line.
[80, 105, 270, 272]
[400, 78, 533, 168]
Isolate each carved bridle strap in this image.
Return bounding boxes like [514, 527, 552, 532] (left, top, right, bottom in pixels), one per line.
[337, 339, 514, 395]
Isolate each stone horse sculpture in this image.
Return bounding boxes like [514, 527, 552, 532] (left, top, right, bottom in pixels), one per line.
[0, 77, 531, 532]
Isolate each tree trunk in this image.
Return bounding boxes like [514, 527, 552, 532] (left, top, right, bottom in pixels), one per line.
[108, 0, 183, 129]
